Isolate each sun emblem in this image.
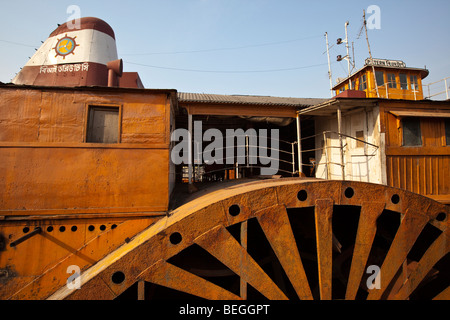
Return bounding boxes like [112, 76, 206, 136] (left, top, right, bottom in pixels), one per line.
[53, 34, 79, 59]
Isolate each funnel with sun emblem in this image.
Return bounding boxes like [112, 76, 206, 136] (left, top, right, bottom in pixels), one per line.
[12, 17, 119, 87]
[54, 35, 80, 59]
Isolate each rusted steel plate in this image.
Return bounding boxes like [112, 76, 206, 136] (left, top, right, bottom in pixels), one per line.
[139, 260, 241, 300]
[240, 221, 248, 299]
[257, 205, 313, 300]
[391, 231, 450, 300]
[2, 217, 159, 300]
[314, 199, 334, 300]
[367, 208, 430, 300]
[433, 286, 450, 300]
[195, 225, 288, 300]
[345, 202, 386, 300]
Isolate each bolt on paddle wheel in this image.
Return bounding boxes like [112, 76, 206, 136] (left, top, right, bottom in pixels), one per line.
[50, 179, 449, 300]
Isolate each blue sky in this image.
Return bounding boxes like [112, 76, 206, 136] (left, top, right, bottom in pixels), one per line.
[1, 0, 449, 98]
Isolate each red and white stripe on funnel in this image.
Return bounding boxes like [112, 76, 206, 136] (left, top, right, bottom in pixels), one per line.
[12, 17, 119, 87]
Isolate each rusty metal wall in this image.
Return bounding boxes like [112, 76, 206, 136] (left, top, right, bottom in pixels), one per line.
[0, 86, 174, 215]
[0, 85, 176, 299]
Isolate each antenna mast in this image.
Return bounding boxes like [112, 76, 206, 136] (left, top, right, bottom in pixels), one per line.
[352, 41, 356, 71]
[344, 21, 352, 89]
[363, 10, 380, 97]
[325, 32, 333, 97]
[336, 22, 354, 90]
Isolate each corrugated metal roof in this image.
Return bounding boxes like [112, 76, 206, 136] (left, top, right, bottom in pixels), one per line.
[178, 92, 327, 107]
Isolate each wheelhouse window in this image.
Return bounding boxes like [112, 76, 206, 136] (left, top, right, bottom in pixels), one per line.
[399, 73, 408, 90]
[410, 75, 419, 91]
[402, 118, 422, 146]
[86, 106, 120, 143]
[375, 71, 384, 87]
[359, 74, 367, 90]
[387, 73, 397, 89]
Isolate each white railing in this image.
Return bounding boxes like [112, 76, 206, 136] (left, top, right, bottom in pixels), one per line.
[423, 77, 450, 100]
[183, 135, 298, 183]
[180, 130, 381, 182]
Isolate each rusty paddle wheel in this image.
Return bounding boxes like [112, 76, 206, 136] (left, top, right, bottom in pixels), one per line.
[47, 179, 449, 301]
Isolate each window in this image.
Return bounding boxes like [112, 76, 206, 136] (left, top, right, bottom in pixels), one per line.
[355, 130, 365, 148]
[375, 71, 384, 87]
[359, 74, 367, 90]
[399, 73, 408, 90]
[446, 119, 450, 146]
[86, 106, 120, 143]
[410, 75, 419, 91]
[387, 73, 397, 88]
[402, 118, 422, 146]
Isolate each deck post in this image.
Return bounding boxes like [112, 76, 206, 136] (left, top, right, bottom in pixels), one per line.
[337, 105, 345, 180]
[296, 113, 303, 176]
[188, 113, 193, 184]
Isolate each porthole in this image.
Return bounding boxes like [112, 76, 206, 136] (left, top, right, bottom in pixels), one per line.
[391, 194, 400, 204]
[436, 212, 447, 222]
[170, 232, 182, 245]
[297, 190, 308, 201]
[228, 204, 241, 217]
[111, 271, 125, 285]
[344, 187, 354, 199]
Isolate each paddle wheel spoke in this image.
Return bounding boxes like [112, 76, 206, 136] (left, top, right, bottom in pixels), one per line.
[46, 180, 448, 301]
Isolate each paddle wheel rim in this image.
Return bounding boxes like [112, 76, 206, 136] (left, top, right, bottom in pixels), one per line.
[49, 179, 450, 300]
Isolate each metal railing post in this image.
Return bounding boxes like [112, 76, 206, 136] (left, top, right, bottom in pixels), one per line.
[445, 78, 449, 100]
[323, 131, 329, 180]
[291, 142, 296, 176]
[296, 114, 303, 176]
[337, 106, 345, 180]
[188, 113, 193, 184]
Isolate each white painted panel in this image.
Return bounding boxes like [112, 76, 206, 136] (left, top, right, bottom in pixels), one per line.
[314, 107, 383, 184]
[25, 29, 118, 67]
